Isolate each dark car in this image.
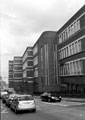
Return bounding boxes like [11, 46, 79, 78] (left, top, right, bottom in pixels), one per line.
[41, 92, 62, 102]
[2, 94, 9, 103]
[5, 94, 18, 107]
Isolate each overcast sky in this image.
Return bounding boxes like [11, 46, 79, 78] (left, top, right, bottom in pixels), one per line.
[0, 0, 85, 82]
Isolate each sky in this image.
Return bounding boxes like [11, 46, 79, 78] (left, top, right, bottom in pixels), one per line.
[0, 0, 85, 83]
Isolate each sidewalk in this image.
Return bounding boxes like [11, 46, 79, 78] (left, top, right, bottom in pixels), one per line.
[62, 97, 85, 103]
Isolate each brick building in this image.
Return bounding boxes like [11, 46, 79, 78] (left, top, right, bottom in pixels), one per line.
[57, 5, 85, 94]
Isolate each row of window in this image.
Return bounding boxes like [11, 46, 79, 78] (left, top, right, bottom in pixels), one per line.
[14, 67, 22, 71]
[59, 38, 82, 60]
[14, 73, 23, 78]
[59, 59, 82, 76]
[58, 19, 80, 44]
[23, 49, 33, 62]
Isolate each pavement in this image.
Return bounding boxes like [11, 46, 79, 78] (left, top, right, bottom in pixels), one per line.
[62, 97, 85, 103]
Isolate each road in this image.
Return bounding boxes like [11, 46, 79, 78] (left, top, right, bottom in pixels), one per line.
[1, 97, 85, 120]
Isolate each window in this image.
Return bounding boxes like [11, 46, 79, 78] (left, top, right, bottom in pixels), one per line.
[78, 40, 81, 52]
[34, 68, 38, 77]
[27, 61, 33, 67]
[14, 73, 22, 78]
[58, 18, 81, 44]
[27, 51, 33, 56]
[33, 57, 38, 66]
[77, 20, 80, 30]
[27, 70, 33, 77]
[33, 45, 38, 55]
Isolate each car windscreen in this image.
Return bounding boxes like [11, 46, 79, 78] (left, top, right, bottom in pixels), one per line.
[18, 96, 33, 101]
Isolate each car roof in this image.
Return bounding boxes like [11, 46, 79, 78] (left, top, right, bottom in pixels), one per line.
[15, 94, 32, 97]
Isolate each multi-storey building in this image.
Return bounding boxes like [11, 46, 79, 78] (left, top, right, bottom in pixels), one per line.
[33, 31, 60, 93]
[13, 56, 23, 92]
[8, 61, 14, 88]
[22, 47, 34, 94]
[57, 5, 85, 94]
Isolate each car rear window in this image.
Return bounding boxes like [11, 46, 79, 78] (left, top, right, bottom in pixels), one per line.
[18, 96, 33, 101]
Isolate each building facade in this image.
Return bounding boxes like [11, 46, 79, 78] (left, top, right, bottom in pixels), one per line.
[8, 5, 85, 95]
[33, 31, 60, 93]
[57, 5, 85, 94]
[22, 47, 34, 94]
[8, 61, 14, 88]
[13, 56, 23, 92]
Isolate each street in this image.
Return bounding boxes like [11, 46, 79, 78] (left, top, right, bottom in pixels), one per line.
[1, 97, 85, 120]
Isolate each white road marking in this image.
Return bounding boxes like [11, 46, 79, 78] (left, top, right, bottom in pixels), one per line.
[42, 102, 68, 107]
[1, 109, 8, 114]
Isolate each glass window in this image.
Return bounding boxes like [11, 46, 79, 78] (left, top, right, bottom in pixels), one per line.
[77, 20, 80, 30]
[78, 40, 81, 52]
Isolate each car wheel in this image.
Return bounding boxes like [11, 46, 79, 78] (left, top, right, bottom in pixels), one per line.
[14, 107, 18, 114]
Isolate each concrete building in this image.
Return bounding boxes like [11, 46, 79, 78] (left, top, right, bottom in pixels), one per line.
[57, 5, 85, 94]
[22, 47, 34, 94]
[13, 56, 23, 92]
[8, 61, 14, 88]
[33, 31, 60, 93]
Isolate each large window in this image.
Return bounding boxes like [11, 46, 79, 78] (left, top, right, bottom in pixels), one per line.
[33, 45, 38, 55]
[27, 51, 33, 56]
[40, 47, 44, 71]
[58, 18, 81, 44]
[34, 68, 38, 77]
[14, 73, 22, 78]
[27, 60, 33, 67]
[59, 59, 83, 76]
[27, 70, 33, 77]
[44, 44, 49, 85]
[59, 37, 83, 60]
[33, 56, 38, 66]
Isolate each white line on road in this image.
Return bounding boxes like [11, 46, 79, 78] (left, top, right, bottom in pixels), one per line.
[1, 109, 8, 114]
[42, 102, 68, 107]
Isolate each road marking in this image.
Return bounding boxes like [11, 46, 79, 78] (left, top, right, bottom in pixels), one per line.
[42, 102, 68, 107]
[36, 106, 41, 110]
[1, 109, 8, 114]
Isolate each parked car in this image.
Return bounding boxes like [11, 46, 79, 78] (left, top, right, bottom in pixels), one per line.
[5, 94, 18, 107]
[41, 92, 62, 102]
[10, 94, 36, 114]
[2, 93, 9, 103]
[1, 90, 8, 100]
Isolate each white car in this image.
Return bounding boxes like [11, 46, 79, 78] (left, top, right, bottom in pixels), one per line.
[10, 94, 36, 114]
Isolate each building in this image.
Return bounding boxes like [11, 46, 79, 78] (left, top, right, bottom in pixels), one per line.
[8, 61, 14, 88]
[22, 47, 34, 94]
[13, 56, 23, 92]
[57, 5, 85, 94]
[33, 31, 60, 93]
[8, 5, 85, 95]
